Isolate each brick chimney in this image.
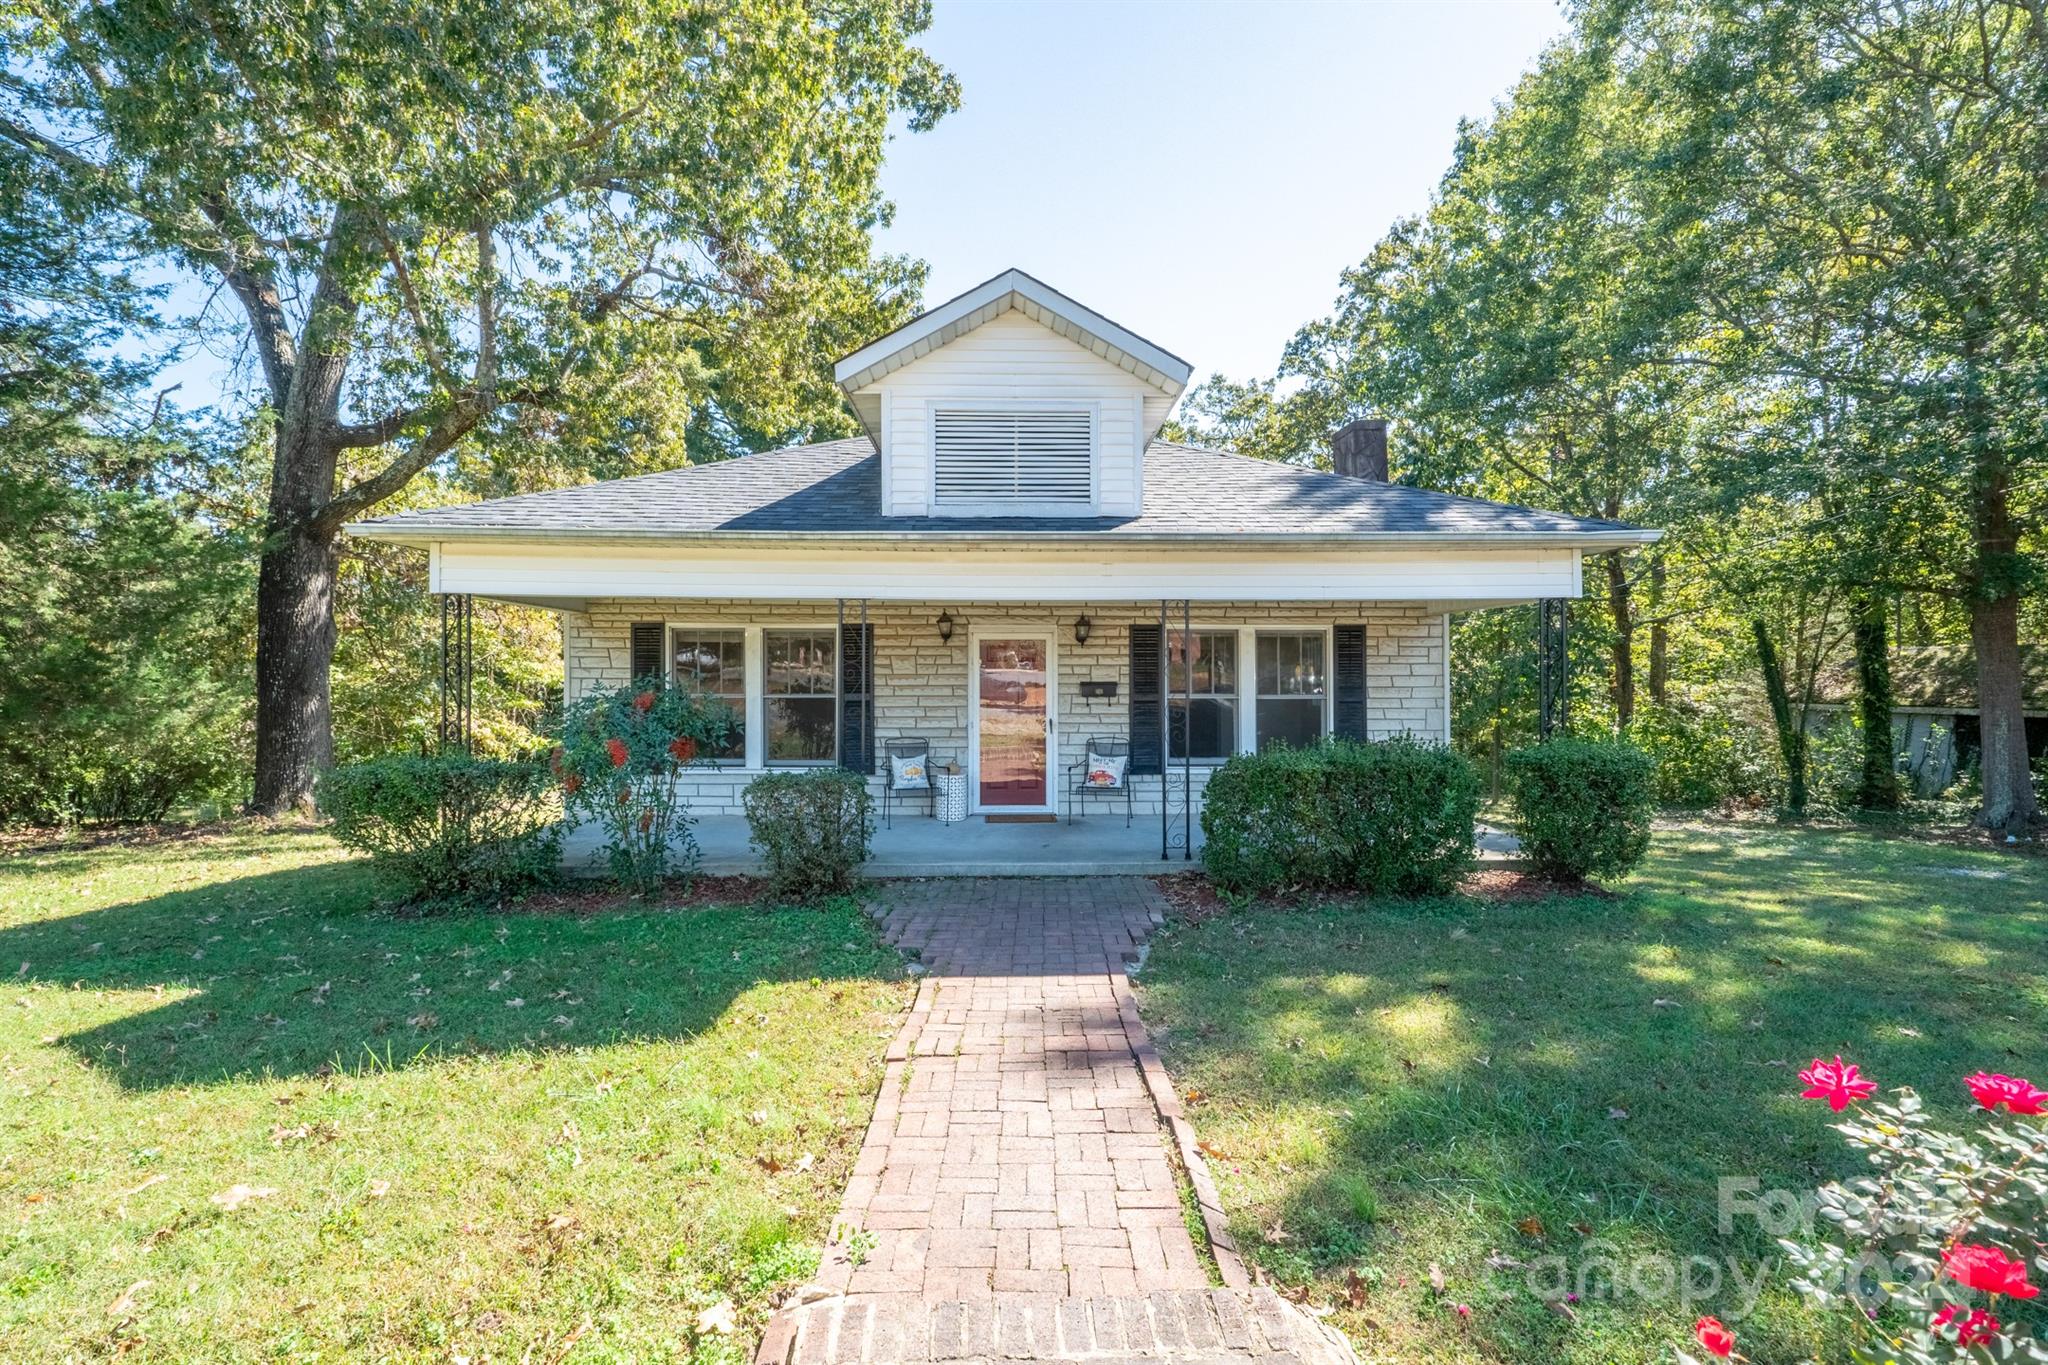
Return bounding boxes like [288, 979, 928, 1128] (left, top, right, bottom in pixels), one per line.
[1331, 418, 1388, 481]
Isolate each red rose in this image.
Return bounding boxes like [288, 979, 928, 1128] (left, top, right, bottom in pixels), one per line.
[1944, 1244, 2039, 1299]
[669, 736, 696, 763]
[1693, 1315, 1734, 1358]
[1933, 1304, 2001, 1347]
[562, 773, 582, 795]
[1965, 1072, 2048, 1116]
[606, 737, 628, 768]
[1799, 1055, 1877, 1112]
[634, 690, 655, 712]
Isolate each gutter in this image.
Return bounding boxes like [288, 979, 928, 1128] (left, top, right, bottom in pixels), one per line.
[344, 523, 1663, 552]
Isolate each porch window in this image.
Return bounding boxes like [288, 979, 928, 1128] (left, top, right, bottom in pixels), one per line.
[764, 629, 837, 763]
[670, 629, 746, 760]
[1255, 632, 1327, 750]
[1168, 629, 1237, 761]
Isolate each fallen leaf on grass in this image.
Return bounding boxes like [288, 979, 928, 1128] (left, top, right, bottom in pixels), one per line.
[1570, 1221, 1595, 1237]
[1545, 1297, 1579, 1321]
[1196, 1138, 1229, 1161]
[1651, 998, 1676, 1009]
[696, 1300, 737, 1335]
[367, 1179, 391, 1199]
[1485, 1251, 1524, 1272]
[122, 1174, 167, 1197]
[208, 1184, 278, 1212]
[1428, 1262, 1446, 1294]
[795, 1153, 816, 1173]
[270, 1123, 310, 1146]
[756, 1155, 784, 1174]
[1182, 1088, 1206, 1105]
[1515, 1216, 1545, 1240]
[1607, 1107, 1629, 1121]
[1342, 1268, 1369, 1307]
[107, 1279, 149, 1317]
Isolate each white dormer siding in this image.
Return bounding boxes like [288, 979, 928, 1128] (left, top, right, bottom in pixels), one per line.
[864, 312, 1159, 516]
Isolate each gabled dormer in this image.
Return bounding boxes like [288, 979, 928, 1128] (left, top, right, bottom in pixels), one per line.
[834, 269, 1193, 517]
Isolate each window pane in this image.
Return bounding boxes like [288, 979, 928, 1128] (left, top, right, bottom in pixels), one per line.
[765, 630, 836, 764]
[767, 697, 837, 762]
[1256, 634, 1326, 698]
[1257, 699, 1323, 751]
[672, 630, 746, 760]
[1169, 699, 1236, 760]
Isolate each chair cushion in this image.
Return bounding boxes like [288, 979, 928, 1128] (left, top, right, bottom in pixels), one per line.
[889, 750, 929, 790]
[1084, 751, 1128, 788]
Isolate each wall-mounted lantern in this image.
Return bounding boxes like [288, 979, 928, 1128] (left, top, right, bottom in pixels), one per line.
[936, 610, 955, 643]
[1072, 614, 1093, 646]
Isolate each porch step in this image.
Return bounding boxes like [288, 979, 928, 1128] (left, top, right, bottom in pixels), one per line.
[756, 1289, 1361, 1365]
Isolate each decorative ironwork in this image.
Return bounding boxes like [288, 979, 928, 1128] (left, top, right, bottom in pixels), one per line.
[1160, 599, 1194, 860]
[438, 592, 474, 753]
[1537, 597, 1569, 740]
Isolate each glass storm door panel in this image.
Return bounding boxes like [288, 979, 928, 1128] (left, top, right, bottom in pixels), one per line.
[977, 637, 1050, 807]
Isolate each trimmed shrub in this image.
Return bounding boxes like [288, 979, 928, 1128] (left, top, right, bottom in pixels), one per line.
[1629, 699, 1777, 808]
[320, 752, 561, 903]
[556, 679, 736, 890]
[1505, 737, 1656, 883]
[1201, 737, 1481, 898]
[743, 769, 874, 902]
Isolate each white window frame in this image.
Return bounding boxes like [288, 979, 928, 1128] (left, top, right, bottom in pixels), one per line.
[665, 624, 750, 765]
[663, 621, 841, 772]
[1249, 627, 1335, 752]
[925, 399, 1101, 517]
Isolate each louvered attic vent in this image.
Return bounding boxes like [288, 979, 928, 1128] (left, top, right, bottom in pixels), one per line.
[932, 409, 1093, 509]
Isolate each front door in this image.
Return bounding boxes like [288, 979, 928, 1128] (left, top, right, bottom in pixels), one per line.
[972, 634, 1054, 811]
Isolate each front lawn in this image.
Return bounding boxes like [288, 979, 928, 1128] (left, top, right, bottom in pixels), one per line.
[1137, 821, 2048, 1364]
[0, 827, 909, 1362]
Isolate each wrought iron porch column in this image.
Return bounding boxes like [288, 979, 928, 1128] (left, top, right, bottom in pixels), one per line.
[438, 592, 474, 753]
[1537, 597, 1569, 740]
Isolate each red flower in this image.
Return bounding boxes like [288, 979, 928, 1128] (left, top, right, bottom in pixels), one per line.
[1944, 1244, 2039, 1299]
[668, 736, 697, 763]
[1693, 1315, 1734, 1358]
[548, 746, 564, 775]
[606, 737, 629, 768]
[637, 809, 653, 834]
[1799, 1056, 1877, 1112]
[634, 690, 655, 712]
[1933, 1304, 2001, 1346]
[1965, 1072, 2048, 1116]
[561, 773, 582, 795]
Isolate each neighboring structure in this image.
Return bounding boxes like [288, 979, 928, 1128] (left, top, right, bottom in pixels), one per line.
[349, 269, 1657, 829]
[1807, 645, 2048, 794]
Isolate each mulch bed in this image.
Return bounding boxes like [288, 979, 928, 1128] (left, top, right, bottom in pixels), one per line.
[511, 874, 781, 916]
[1152, 867, 1607, 918]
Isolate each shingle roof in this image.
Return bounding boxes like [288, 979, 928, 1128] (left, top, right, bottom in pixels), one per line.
[347, 438, 1657, 544]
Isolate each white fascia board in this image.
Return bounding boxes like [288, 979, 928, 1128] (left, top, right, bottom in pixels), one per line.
[430, 540, 1587, 604]
[832, 269, 1194, 394]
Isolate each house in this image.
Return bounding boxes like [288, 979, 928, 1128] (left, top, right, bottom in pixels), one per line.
[1805, 645, 2048, 794]
[348, 269, 1657, 842]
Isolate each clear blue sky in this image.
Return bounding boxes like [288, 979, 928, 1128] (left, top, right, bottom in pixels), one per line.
[873, 0, 1567, 389]
[147, 1, 1565, 415]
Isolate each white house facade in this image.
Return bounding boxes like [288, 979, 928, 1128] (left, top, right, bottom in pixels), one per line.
[350, 270, 1657, 827]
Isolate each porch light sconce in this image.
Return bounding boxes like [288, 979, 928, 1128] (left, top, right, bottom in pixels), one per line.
[1072, 614, 1093, 645]
[935, 610, 955, 643]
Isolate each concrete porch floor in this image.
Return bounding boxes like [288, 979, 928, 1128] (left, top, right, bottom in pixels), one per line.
[564, 813, 1522, 878]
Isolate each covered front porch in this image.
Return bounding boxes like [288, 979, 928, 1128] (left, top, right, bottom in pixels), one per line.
[563, 812, 1525, 878]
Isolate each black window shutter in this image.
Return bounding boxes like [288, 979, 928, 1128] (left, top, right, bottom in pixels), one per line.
[1129, 623, 1163, 775]
[838, 623, 874, 773]
[1333, 624, 1368, 740]
[630, 622, 665, 684]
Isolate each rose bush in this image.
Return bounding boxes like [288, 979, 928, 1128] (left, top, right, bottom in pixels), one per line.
[556, 680, 736, 890]
[1676, 1056, 2048, 1363]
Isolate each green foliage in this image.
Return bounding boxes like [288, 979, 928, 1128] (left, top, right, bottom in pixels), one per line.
[318, 752, 560, 903]
[1200, 738, 1480, 898]
[1505, 737, 1656, 882]
[1776, 1092, 2048, 1363]
[557, 680, 736, 891]
[1628, 700, 1776, 808]
[742, 769, 875, 902]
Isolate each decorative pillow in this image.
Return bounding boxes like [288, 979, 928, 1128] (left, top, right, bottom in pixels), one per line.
[1085, 751, 1128, 788]
[890, 751, 929, 790]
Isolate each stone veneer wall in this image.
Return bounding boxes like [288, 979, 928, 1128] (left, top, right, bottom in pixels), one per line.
[561, 600, 1449, 815]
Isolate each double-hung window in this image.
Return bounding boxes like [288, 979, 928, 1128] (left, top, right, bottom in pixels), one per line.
[764, 629, 837, 764]
[669, 629, 747, 760]
[1255, 632, 1327, 750]
[1167, 630, 1237, 761]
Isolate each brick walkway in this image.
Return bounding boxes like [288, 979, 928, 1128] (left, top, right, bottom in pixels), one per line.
[756, 879, 1357, 1365]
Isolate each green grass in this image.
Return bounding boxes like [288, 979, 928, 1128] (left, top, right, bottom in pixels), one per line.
[1137, 820, 2048, 1364]
[0, 826, 911, 1362]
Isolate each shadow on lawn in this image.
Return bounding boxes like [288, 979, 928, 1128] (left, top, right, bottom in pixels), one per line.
[0, 846, 900, 1091]
[1144, 828, 2048, 1355]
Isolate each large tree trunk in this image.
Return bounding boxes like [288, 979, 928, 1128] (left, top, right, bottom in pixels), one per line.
[250, 403, 344, 815]
[1606, 550, 1635, 729]
[1852, 594, 1901, 810]
[1967, 428, 2040, 830]
[1754, 618, 1808, 814]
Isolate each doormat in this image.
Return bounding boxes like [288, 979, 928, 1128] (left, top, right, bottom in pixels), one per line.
[985, 813, 1058, 824]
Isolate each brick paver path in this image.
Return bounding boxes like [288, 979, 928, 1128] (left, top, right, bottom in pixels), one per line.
[756, 879, 1358, 1365]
